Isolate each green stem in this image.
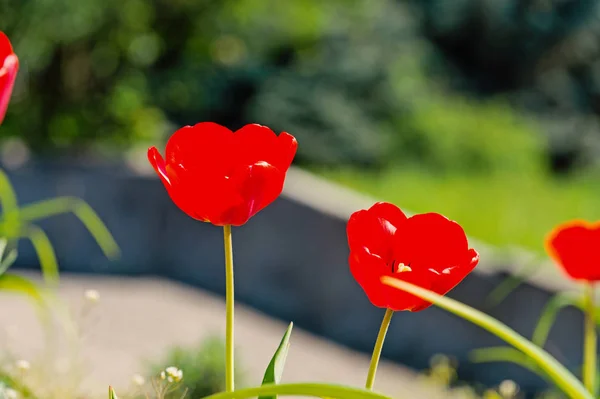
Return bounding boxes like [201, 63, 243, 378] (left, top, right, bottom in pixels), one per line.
[202, 383, 392, 399]
[365, 308, 394, 390]
[223, 225, 235, 392]
[382, 276, 593, 399]
[583, 282, 596, 394]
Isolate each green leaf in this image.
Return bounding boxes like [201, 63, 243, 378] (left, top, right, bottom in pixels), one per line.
[108, 386, 118, 399]
[18, 197, 120, 259]
[0, 238, 16, 276]
[20, 225, 59, 285]
[0, 273, 44, 303]
[0, 169, 20, 226]
[202, 383, 391, 399]
[259, 322, 293, 399]
[470, 346, 549, 382]
[532, 292, 584, 348]
[0, 247, 17, 276]
[381, 276, 593, 399]
[485, 253, 541, 307]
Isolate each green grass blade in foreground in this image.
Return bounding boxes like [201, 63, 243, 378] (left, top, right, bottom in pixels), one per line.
[259, 322, 293, 399]
[0, 371, 39, 399]
[532, 292, 587, 348]
[470, 346, 549, 382]
[202, 383, 392, 399]
[18, 197, 120, 258]
[381, 276, 593, 399]
[486, 252, 541, 307]
[109, 386, 118, 399]
[0, 273, 44, 303]
[0, 169, 20, 227]
[20, 225, 59, 285]
[0, 238, 17, 276]
[0, 247, 17, 276]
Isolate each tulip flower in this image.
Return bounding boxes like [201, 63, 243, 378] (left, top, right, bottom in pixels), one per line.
[148, 122, 297, 226]
[347, 202, 479, 312]
[347, 202, 478, 390]
[546, 219, 600, 392]
[0, 31, 19, 125]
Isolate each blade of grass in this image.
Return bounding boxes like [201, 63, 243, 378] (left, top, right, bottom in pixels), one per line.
[0, 272, 44, 303]
[381, 276, 593, 399]
[0, 247, 17, 276]
[18, 197, 120, 258]
[532, 292, 582, 348]
[259, 322, 294, 399]
[202, 383, 392, 399]
[20, 225, 59, 285]
[470, 346, 549, 382]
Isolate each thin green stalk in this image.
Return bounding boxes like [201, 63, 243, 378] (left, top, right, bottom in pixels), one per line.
[382, 276, 593, 399]
[202, 383, 392, 399]
[365, 308, 394, 390]
[583, 283, 596, 393]
[223, 225, 235, 392]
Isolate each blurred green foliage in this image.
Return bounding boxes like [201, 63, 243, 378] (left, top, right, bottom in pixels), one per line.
[0, 0, 547, 174]
[147, 336, 245, 399]
[0, 168, 119, 288]
[2, 0, 599, 251]
[407, 0, 600, 173]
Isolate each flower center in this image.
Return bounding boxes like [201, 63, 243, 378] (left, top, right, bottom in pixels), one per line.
[390, 261, 412, 273]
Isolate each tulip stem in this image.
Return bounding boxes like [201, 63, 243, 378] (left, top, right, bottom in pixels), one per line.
[365, 308, 394, 390]
[583, 282, 596, 394]
[223, 225, 235, 392]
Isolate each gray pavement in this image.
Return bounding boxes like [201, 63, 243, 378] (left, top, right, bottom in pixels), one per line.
[1, 274, 464, 398]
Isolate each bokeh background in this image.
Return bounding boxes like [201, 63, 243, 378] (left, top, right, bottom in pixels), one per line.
[2, 0, 600, 398]
[2, 0, 600, 253]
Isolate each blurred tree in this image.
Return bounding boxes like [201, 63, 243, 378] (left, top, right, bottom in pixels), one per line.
[0, 0, 548, 175]
[405, 0, 600, 173]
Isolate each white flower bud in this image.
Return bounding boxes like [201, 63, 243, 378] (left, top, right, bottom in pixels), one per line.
[84, 289, 100, 303]
[164, 366, 183, 383]
[132, 374, 145, 386]
[15, 360, 30, 372]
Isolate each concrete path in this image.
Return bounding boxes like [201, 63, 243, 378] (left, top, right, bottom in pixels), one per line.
[1, 274, 462, 399]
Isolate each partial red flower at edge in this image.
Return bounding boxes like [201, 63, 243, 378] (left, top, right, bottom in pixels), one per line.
[347, 202, 479, 312]
[148, 122, 297, 226]
[545, 220, 600, 282]
[0, 31, 19, 125]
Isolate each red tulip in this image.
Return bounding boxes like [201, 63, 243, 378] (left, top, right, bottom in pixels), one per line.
[148, 122, 297, 226]
[545, 220, 600, 282]
[347, 202, 479, 311]
[0, 31, 19, 124]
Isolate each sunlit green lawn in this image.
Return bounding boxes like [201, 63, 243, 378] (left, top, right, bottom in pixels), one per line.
[317, 167, 600, 254]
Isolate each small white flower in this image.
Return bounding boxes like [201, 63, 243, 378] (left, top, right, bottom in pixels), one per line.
[498, 379, 519, 398]
[4, 388, 18, 399]
[164, 366, 183, 383]
[84, 289, 100, 303]
[132, 374, 145, 386]
[160, 371, 166, 380]
[15, 360, 30, 372]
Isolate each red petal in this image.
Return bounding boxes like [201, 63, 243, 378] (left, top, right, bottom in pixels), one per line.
[393, 213, 470, 273]
[385, 268, 435, 312]
[428, 247, 479, 299]
[0, 32, 18, 125]
[165, 122, 234, 176]
[0, 32, 13, 56]
[546, 220, 600, 281]
[349, 247, 390, 308]
[148, 147, 171, 187]
[233, 124, 297, 172]
[275, 132, 298, 171]
[217, 161, 284, 226]
[347, 202, 407, 263]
